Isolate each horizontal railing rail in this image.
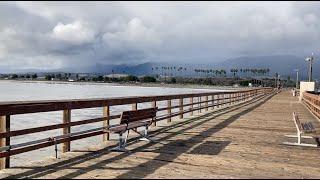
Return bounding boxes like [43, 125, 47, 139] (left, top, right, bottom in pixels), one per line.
[302, 91, 320, 119]
[0, 87, 275, 169]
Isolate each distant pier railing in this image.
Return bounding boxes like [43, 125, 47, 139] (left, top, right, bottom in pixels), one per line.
[0, 87, 274, 169]
[302, 91, 320, 119]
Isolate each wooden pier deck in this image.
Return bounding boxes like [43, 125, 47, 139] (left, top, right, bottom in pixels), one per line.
[0, 90, 319, 179]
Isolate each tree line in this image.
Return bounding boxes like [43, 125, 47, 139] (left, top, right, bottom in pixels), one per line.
[151, 66, 270, 78]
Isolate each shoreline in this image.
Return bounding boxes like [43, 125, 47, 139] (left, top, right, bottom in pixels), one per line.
[0, 79, 248, 90]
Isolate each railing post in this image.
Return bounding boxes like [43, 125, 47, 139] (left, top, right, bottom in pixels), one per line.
[152, 101, 157, 127]
[167, 100, 172, 123]
[179, 98, 184, 119]
[199, 96, 201, 113]
[217, 94, 220, 108]
[132, 103, 138, 131]
[211, 95, 214, 110]
[205, 96, 208, 111]
[229, 94, 232, 105]
[132, 103, 138, 111]
[62, 109, 71, 153]
[103, 106, 110, 141]
[0, 115, 10, 169]
[190, 97, 194, 116]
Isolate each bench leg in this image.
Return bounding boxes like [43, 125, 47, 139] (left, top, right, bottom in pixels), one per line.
[131, 126, 155, 142]
[283, 134, 319, 147]
[139, 126, 150, 142]
[284, 135, 314, 139]
[282, 142, 318, 147]
[109, 132, 129, 152]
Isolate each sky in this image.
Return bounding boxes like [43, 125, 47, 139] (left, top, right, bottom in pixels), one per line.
[0, 1, 320, 71]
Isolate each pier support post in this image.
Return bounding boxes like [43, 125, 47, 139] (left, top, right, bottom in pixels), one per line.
[190, 97, 194, 116]
[152, 101, 157, 127]
[0, 115, 10, 169]
[179, 98, 183, 119]
[103, 106, 110, 141]
[62, 109, 71, 153]
[167, 100, 172, 123]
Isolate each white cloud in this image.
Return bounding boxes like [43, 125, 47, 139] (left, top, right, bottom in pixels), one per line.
[1, 1, 320, 70]
[51, 21, 95, 44]
[0, 45, 8, 58]
[103, 17, 162, 50]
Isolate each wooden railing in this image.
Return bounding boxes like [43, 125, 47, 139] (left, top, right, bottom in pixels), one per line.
[302, 91, 320, 119]
[0, 87, 274, 169]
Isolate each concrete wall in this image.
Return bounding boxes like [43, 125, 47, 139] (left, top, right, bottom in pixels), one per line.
[299, 81, 316, 101]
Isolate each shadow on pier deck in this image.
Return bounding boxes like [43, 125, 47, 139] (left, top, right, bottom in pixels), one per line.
[1, 90, 319, 179]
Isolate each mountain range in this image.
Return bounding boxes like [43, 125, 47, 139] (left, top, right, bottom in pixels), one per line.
[3, 55, 319, 80]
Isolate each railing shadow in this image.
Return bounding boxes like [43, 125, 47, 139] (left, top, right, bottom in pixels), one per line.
[115, 93, 273, 179]
[3, 92, 275, 179]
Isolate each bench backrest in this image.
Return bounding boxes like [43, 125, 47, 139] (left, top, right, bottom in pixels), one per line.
[292, 112, 303, 132]
[120, 107, 158, 125]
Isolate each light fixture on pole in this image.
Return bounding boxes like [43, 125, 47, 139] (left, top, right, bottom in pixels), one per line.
[294, 69, 299, 89]
[305, 53, 314, 82]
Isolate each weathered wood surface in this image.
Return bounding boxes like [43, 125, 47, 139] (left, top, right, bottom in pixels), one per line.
[1, 90, 320, 179]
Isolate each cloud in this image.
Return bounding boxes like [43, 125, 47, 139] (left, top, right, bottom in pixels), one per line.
[1, 1, 320, 71]
[51, 21, 95, 44]
[103, 18, 161, 49]
[0, 45, 8, 59]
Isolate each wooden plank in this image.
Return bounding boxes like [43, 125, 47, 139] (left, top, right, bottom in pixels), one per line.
[179, 98, 183, 119]
[190, 97, 193, 116]
[62, 109, 71, 152]
[0, 89, 272, 160]
[151, 101, 157, 127]
[103, 106, 110, 141]
[132, 103, 138, 111]
[211, 95, 214, 110]
[0, 130, 106, 159]
[0, 115, 120, 139]
[0, 115, 9, 169]
[199, 96, 201, 113]
[121, 112, 156, 123]
[0, 88, 270, 116]
[205, 96, 208, 111]
[167, 100, 172, 123]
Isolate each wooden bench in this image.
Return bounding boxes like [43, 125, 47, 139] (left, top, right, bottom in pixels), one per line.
[108, 107, 158, 152]
[283, 112, 320, 147]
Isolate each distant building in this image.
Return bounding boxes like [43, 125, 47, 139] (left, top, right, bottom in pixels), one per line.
[37, 76, 46, 80]
[104, 74, 129, 78]
[78, 73, 89, 78]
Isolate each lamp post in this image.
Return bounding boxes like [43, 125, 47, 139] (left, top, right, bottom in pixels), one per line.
[305, 53, 314, 82]
[294, 69, 299, 89]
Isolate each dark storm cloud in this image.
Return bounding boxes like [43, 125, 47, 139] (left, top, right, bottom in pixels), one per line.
[0, 1, 320, 70]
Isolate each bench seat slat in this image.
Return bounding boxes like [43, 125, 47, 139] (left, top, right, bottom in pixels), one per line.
[109, 107, 157, 134]
[108, 120, 151, 133]
[120, 108, 157, 124]
[293, 112, 317, 134]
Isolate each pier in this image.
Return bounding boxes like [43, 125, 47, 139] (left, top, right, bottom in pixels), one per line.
[0, 88, 320, 178]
